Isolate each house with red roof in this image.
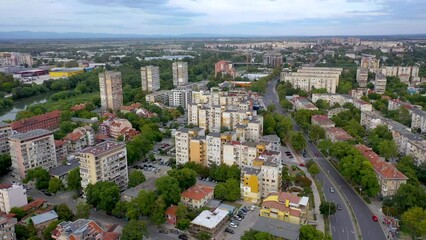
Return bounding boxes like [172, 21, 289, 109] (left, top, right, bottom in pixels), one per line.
[260, 192, 309, 225]
[311, 115, 335, 129]
[325, 127, 354, 143]
[355, 144, 408, 196]
[180, 184, 214, 209]
[165, 205, 178, 226]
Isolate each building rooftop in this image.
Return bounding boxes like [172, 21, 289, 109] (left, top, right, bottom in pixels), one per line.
[9, 129, 53, 141]
[31, 210, 58, 225]
[0, 122, 10, 128]
[355, 144, 408, 180]
[181, 184, 214, 201]
[165, 205, 178, 216]
[191, 208, 228, 229]
[260, 135, 280, 143]
[49, 158, 80, 177]
[11, 110, 61, 131]
[81, 141, 124, 157]
[242, 167, 261, 175]
[311, 115, 335, 126]
[326, 127, 354, 141]
[252, 216, 300, 240]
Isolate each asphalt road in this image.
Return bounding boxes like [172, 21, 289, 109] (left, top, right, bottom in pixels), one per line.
[264, 78, 386, 240]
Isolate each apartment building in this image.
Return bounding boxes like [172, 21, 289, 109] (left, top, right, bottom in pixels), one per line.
[172, 62, 188, 86]
[361, 111, 426, 165]
[290, 97, 318, 111]
[281, 71, 340, 93]
[141, 65, 160, 92]
[52, 219, 121, 240]
[180, 184, 214, 209]
[256, 158, 282, 198]
[241, 167, 262, 203]
[169, 88, 192, 109]
[206, 133, 225, 166]
[54, 140, 67, 162]
[355, 144, 407, 196]
[0, 216, 17, 240]
[356, 67, 369, 87]
[0, 122, 12, 154]
[10, 110, 61, 133]
[215, 60, 236, 78]
[361, 56, 380, 70]
[175, 128, 205, 165]
[325, 127, 355, 143]
[99, 71, 123, 111]
[311, 93, 372, 112]
[260, 192, 309, 225]
[145, 90, 170, 105]
[189, 209, 229, 236]
[77, 141, 128, 190]
[189, 136, 207, 166]
[379, 66, 419, 83]
[99, 118, 139, 140]
[0, 183, 28, 214]
[387, 99, 426, 133]
[9, 129, 57, 179]
[263, 52, 283, 67]
[374, 73, 387, 94]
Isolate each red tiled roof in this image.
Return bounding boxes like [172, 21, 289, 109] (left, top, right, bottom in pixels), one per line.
[70, 104, 86, 111]
[0, 183, 12, 189]
[165, 205, 178, 216]
[277, 192, 301, 204]
[95, 134, 109, 140]
[326, 127, 354, 141]
[11, 110, 61, 130]
[355, 144, 408, 180]
[181, 185, 214, 201]
[262, 201, 301, 217]
[22, 198, 46, 211]
[54, 140, 65, 147]
[64, 132, 83, 142]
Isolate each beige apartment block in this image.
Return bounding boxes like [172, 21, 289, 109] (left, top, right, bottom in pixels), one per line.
[77, 141, 128, 191]
[374, 73, 387, 94]
[356, 67, 369, 87]
[0, 183, 28, 214]
[0, 216, 17, 240]
[175, 128, 205, 165]
[99, 71, 123, 111]
[141, 65, 160, 92]
[9, 129, 57, 179]
[0, 122, 12, 154]
[172, 62, 188, 86]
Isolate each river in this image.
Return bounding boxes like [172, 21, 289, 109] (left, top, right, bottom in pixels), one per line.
[0, 94, 51, 122]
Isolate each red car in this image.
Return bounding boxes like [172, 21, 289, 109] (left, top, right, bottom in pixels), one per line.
[299, 163, 305, 167]
[372, 215, 379, 222]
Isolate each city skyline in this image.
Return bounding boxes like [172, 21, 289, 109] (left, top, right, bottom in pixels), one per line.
[0, 0, 425, 36]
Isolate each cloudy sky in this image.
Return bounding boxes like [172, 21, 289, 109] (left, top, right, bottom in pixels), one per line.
[0, 0, 425, 36]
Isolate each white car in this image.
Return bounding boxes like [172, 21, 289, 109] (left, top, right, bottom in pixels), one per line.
[250, 205, 256, 211]
[229, 222, 237, 228]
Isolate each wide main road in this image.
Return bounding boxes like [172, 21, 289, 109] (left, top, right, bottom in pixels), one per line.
[264, 78, 386, 240]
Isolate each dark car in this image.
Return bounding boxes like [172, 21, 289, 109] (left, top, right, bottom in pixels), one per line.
[170, 229, 180, 234]
[225, 227, 235, 234]
[178, 234, 188, 240]
[237, 214, 245, 219]
[159, 229, 169, 234]
[337, 204, 342, 211]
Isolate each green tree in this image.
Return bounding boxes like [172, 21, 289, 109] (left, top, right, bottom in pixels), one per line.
[300, 225, 331, 240]
[126, 190, 156, 220]
[24, 167, 50, 190]
[112, 201, 128, 219]
[15, 224, 30, 240]
[378, 140, 398, 160]
[128, 170, 146, 188]
[290, 131, 306, 152]
[85, 181, 120, 214]
[320, 201, 336, 216]
[75, 201, 91, 219]
[401, 207, 426, 239]
[214, 178, 240, 201]
[54, 204, 73, 221]
[197, 232, 211, 240]
[43, 220, 60, 240]
[391, 184, 426, 214]
[67, 168, 82, 191]
[10, 207, 27, 221]
[121, 220, 148, 240]
[176, 219, 191, 230]
[155, 176, 181, 205]
[309, 125, 325, 144]
[308, 162, 320, 178]
[0, 154, 12, 176]
[168, 168, 197, 190]
[150, 196, 166, 225]
[48, 178, 64, 194]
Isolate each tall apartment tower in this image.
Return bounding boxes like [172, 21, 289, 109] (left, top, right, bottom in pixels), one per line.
[375, 73, 387, 94]
[0, 122, 12, 154]
[77, 141, 128, 191]
[99, 71, 123, 111]
[9, 129, 57, 179]
[172, 62, 188, 87]
[141, 66, 160, 92]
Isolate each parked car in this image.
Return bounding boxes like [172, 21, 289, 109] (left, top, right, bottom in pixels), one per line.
[238, 210, 247, 216]
[229, 222, 237, 228]
[170, 229, 180, 234]
[337, 204, 342, 211]
[225, 227, 235, 234]
[231, 220, 240, 226]
[250, 205, 256, 211]
[330, 187, 335, 193]
[233, 216, 242, 221]
[159, 229, 168, 234]
[237, 214, 245, 219]
[372, 215, 379, 222]
[299, 163, 305, 167]
[178, 234, 188, 240]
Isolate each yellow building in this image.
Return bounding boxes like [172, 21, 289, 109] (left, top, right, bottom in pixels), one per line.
[260, 192, 309, 225]
[241, 167, 261, 203]
[189, 136, 207, 165]
[49, 68, 85, 78]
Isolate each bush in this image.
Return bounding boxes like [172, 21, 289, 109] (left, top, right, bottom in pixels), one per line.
[295, 175, 312, 188]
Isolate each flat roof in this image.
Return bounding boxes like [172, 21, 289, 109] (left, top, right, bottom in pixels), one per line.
[9, 129, 52, 141]
[191, 209, 228, 229]
[49, 158, 80, 177]
[81, 141, 124, 157]
[31, 210, 58, 225]
[252, 216, 300, 240]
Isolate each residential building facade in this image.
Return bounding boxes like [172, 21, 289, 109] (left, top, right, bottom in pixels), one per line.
[141, 65, 160, 92]
[77, 141, 128, 190]
[0, 216, 17, 240]
[10, 110, 61, 133]
[374, 73, 387, 94]
[260, 192, 309, 225]
[180, 184, 214, 209]
[172, 62, 188, 86]
[0, 183, 28, 214]
[99, 71, 123, 111]
[356, 67, 369, 87]
[9, 129, 57, 179]
[0, 122, 12, 154]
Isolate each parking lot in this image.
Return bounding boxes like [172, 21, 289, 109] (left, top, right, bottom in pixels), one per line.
[216, 205, 260, 240]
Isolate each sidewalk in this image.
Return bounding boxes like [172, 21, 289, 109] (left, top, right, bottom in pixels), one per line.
[368, 199, 399, 240]
[287, 144, 325, 233]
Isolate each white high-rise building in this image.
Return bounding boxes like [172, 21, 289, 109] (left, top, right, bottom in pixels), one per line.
[141, 66, 160, 92]
[172, 62, 188, 86]
[99, 71, 123, 111]
[169, 89, 192, 109]
[9, 129, 57, 179]
[0, 184, 28, 214]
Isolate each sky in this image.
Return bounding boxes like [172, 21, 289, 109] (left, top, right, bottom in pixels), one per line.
[0, 0, 425, 36]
